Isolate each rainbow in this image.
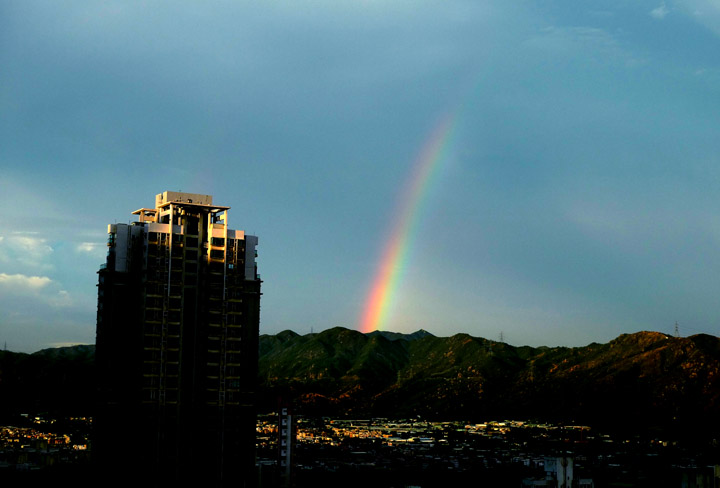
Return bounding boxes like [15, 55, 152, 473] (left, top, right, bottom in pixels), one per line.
[359, 111, 459, 333]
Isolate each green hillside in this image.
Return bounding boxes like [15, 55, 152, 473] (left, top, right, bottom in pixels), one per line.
[2, 328, 719, 436]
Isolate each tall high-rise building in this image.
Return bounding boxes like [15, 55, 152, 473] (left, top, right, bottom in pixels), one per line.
[95, 191, 261, 487]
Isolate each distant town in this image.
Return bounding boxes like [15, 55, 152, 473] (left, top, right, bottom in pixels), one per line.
[2, 413, 718, 487]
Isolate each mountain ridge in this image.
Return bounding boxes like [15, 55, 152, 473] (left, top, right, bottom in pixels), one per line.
[258, 328, 720, 432]
[2, 328, 718, 435]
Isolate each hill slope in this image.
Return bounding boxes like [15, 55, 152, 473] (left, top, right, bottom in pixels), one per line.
[259, 328, 720, 431]
[2, 329, 719, 434]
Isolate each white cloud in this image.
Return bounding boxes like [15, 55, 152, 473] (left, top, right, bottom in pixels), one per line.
[0, 272, 52, 290]
[0, 273, 72, 307]
[76, 241, 105, 255]
[0, 234, 54, 271]
[522, 26, 642, 66]
[48, 289, 73, 308]
[651, 3, 670, 19]
[12, 235, 53, 254]
[673, 0, 720, 36]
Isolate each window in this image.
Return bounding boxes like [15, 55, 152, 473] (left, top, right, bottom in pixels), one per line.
[186, 216, 199, 235]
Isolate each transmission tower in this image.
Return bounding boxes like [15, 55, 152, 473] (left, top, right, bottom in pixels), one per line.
[674, 321, 680, 338]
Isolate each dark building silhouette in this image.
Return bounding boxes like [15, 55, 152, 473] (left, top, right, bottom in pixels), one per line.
[95, 191, 261, 487]
[278, 405, 295, 488]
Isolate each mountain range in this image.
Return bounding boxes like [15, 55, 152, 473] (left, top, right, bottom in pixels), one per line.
[258, 328, 720, 433]
[2, 328, 719, 435]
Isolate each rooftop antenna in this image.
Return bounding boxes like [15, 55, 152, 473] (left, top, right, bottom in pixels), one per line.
[674, 322, 680, 338]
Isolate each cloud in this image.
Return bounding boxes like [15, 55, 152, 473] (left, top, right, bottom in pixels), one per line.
[0, 273, 72, 307]
[522, 25, 640, 66]
[48, 289, 72, 308]
[12, 235, 53, 254]
[529, 25, 617, 47]
[0, 272, 52, 290]
[0, 178, 74, 231]
[48, 342, 93, 348]
[651, 4, 670, 19]
[672, 0, 720, 36]
[0, 234, 54, 271]
[76, 241, 105, 256]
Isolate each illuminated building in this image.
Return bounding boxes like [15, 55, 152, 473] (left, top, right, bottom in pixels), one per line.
[95, 191, 261, 487]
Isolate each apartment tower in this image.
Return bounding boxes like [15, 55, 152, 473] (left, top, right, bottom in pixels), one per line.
[95, 191, 261, 487]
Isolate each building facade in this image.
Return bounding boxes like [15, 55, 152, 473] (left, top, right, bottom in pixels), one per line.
[95, 191, 261, 486]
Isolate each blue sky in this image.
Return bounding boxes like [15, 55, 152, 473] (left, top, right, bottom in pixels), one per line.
[2, 0, 720, 352]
